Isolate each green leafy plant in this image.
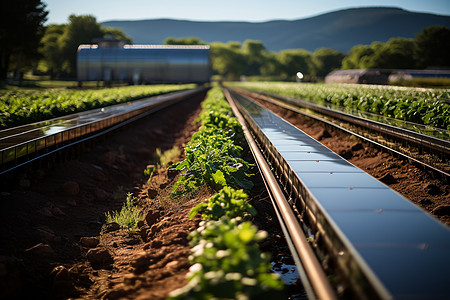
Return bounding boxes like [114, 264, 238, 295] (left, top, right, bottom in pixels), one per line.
[105, 193, 144, 231]
[0, 84, 195, 129]
[189, 186, 257, 220]
[168, 217, 284, 299]
[170, 88, 253, 196]
[229, 81, 450, 130]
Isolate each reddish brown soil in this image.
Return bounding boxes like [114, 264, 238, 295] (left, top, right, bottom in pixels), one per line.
[251, 97, 450, 225]
[0, 92, 210, 300]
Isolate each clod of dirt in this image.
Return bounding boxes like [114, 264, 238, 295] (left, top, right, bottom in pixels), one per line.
[424, 183, 442, 196]
[86, 248, 113, 268]
[50, 265, 70, 281]
[316, 128, 331, 140]
[338, 149, 353, 159]
[63, 181, 80, 196]
[80, 237, 100, 248]
[432, 205, 450, 216]
[102, 222, 120, 233]
[351, 142, 364, 151]
[378, 173, 397, 185]
[146, 209, 162, 227]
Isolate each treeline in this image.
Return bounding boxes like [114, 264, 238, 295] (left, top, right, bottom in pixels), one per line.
[165, 26, 450, 81]
[1, 0, 449, 82]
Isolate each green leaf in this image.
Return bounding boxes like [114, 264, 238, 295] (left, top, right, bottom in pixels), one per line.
[189, 202, 208, 219]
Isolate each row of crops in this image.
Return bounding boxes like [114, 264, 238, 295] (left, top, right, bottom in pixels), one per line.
[0, 84, 196, 129]
[168, 88, 284, 299]
[228, 82, 450, 130]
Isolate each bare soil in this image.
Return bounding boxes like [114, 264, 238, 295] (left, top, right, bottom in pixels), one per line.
[0, 92, 211, 300]
[251, 97, 450, 225]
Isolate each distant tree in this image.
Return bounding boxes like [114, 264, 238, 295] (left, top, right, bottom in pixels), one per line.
[276, 49, 314, 80]
[342, 44, 380, 69]
[312, 48, 345, 77]
[369, 38, 418, 69]
[102, 27, 133, 44]
[242, 40, 266, 75]
[416, 26, 450, 68]
[260, 52, 283, 77]
[38, 24, 66, 77]
[0, 0, 48, 80]
[210, 42, 246, 80]
[164, 37, 207, 45]
[58, 15, 103, 75]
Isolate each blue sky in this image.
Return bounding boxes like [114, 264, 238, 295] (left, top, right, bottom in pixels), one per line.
[43, 0, 450, 24]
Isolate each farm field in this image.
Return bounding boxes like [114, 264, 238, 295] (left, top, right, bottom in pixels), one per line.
[228, 81, 450, 130]
[0, 84, 196, 129]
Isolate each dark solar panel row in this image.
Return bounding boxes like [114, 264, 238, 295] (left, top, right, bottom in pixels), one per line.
[230, 90, 450, 299]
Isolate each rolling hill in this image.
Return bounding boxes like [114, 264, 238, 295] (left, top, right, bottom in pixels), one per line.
[102, 7, 450, 52]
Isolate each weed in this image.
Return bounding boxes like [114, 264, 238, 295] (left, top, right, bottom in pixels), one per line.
[154, 146, 180, 168]
[105, 193, 144, 231]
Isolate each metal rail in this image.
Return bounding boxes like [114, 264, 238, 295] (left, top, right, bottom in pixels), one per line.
[231, 87, 450, 156]
[0, 87, 206, 175]
[225, 88, 450, 300]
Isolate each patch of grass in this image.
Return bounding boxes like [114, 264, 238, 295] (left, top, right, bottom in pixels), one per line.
[154, 146, 181, 168]
[105, 193, 144, 231]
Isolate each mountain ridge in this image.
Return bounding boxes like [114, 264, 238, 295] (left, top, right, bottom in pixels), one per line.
[102, 7, 450, 52]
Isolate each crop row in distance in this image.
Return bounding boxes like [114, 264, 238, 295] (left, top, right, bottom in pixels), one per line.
[228, 81, 450, 130]
[0, 84, 196, 129]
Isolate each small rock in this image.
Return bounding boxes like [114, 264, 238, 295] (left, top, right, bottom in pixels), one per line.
[424, 183, 441, 195]
[102, 222, 120, 233]
[378, 173, 397, 185]
[432, 205, 450, 216]
[63, 181, 79, 196]
[86, 248, 113, 268]
[94, 188, 109, 201]
[50, 265, 70, 281]
[25, 243, 54, 257]
[145, 210, 161, 227]
[51, 206, 65, 217]
[351, 142, 364, 151]
[80, 237, 100, 248]
[19, 179, 31, 188]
